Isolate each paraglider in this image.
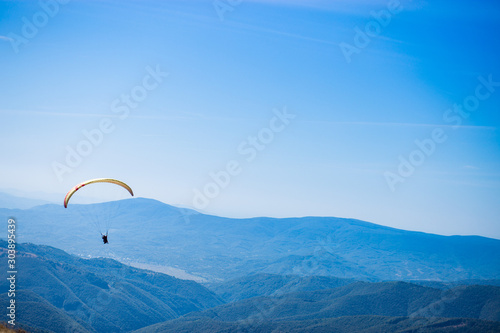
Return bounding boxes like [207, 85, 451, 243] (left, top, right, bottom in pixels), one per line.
[64, 178, 133, 208]
[64, 178, 134, 244]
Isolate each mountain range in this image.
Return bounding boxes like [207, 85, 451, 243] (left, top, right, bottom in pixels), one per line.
[0, 195, 499, 283]
[135, 278, 500, 332]
[1, 242, 500, 332]
[0, 240, 222, 332]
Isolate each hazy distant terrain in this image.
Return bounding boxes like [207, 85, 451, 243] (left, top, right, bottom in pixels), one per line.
[0, 191, 52, 210]
[1, 195, 499, 283]
[1, 241, 499, 332]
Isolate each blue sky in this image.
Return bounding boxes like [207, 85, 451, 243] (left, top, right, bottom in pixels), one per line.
[1, 0, 499, 238]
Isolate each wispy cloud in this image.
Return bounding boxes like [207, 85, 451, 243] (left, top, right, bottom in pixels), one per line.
[303, 120, 498, 131]
[224, 19, 338, 46]
[463, 165, 479, 170]
[240, 0, 423, 15]
[0, 108, 252, 123]
[4, 109, 495, 132]
[0, 109, 113, 118]
[242, 0, 392, 10]
[0, 35, 13, 42]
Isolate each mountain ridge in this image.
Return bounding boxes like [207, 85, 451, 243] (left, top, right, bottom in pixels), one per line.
[134, 279, 500, 333]
[7, 194, 497, 239]
[2, 240, 499, 332]
[1, 197, 499, 283]
[0, 240, 223, 332]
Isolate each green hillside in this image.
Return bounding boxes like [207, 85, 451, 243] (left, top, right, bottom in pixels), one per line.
[209, 273, 355, 302]
[0, 241, 222, 332]
[134, 315, 500, 333]
[1, 240, 499, 332]
[0, 290, 88, 333]
[136, 280, 500, 332]
[200, 281, 500, 322]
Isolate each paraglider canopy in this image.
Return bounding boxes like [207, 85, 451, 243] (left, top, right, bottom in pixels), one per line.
[64, 178, 134, 208]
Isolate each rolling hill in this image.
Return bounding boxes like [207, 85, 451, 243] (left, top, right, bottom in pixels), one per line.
[208, 273, 355, 302]
[0, 290, 88, 333]
[136, 281, 500, 332]
[1, 197, 499, 283]
[0, 192, 52, 210]
[1, 240, 499, 332]
[192, 281, 500, 322]
[133, 316, 500, 333]
[0, 240, 222, 333]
